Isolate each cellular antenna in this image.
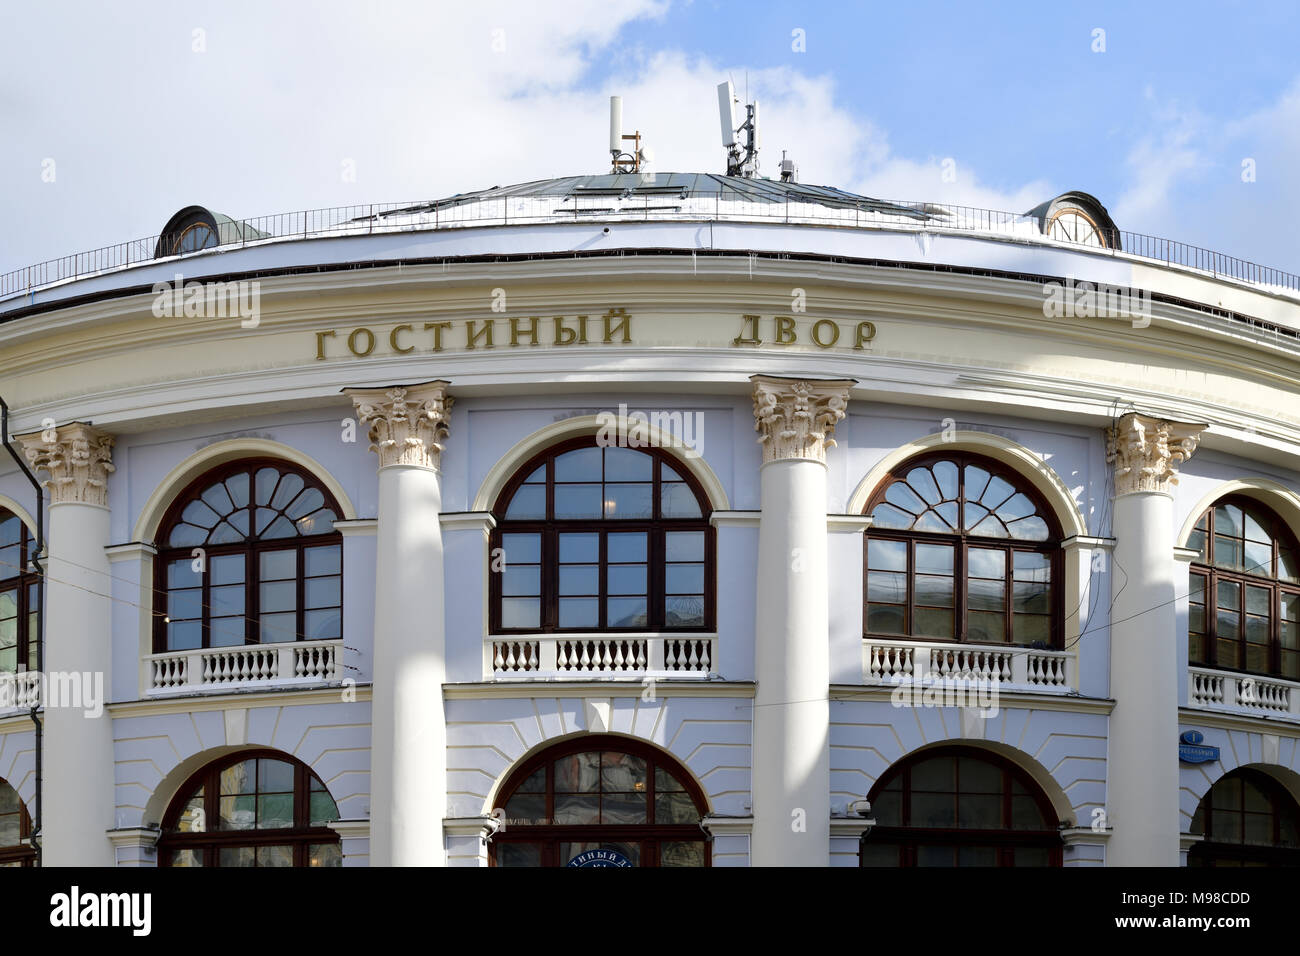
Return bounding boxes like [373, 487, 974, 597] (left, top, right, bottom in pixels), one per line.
[717, 80, 761, 177]
[608, 95, 648, 174]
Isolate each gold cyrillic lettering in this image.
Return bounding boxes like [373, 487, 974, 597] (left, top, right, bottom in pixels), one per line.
[602, 307, 632, 344]
[554, 316, 579, 345]
[424, 321, 452, 351]
[347, 327, 375, 357]
[731, 314, 761, 346]
[810, 319, 840, 348]
[389, 324, 414, 354]
[853, 321, 877, 350]
[466, 319, 494, 349]
[315, 329, 336, 360]
[774, 315, 796, 344]
[510, 316, 541, 347]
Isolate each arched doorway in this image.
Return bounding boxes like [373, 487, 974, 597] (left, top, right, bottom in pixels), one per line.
[1189, 768, 1300, 866]
[490, 735, 710, 867]
[860, 746, 1064, 866]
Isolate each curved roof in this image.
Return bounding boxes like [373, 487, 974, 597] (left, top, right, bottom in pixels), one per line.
[364, 172, 933, 222]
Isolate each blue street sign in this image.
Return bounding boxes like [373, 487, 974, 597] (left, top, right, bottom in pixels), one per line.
[1179, 730, 1220, 764]
[566, 848, 634, 868]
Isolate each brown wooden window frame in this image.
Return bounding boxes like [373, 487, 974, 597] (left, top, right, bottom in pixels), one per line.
[151, 458, 345, 653]
[489, 734, 712, 868]
[0, 777, 35, 868]
[157, 749, 341, 867]
[861, 452, 1064, 649]
[1188, 496, 1300, 680]
[0, 510, 39, 675]
[489, 437, 715, 635]
[1189, 768, 1300, 867]
[860, 745, 1064, 868]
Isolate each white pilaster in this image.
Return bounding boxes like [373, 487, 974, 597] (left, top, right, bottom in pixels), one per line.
[346, 381, 454, 866]
[749, 375, 853, 866]
[20, 422, 117, 866]
[1105, 412, 1204, 866]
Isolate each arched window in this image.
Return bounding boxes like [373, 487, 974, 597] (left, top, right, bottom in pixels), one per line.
[158, 751, 342, 867]
[0, 510, 38, 675]
[1187, 497, 1300, 678]
[1189, 768, 1300, 866]
[0, 778, 34, 867]
[860, 747, 1063, 867]
[169, 223, 218, 255]
[491, 735, 710, 867]
[862, 453, 1061, 646]
[490, 438, 714, 633]
[153, 460, 343, 652]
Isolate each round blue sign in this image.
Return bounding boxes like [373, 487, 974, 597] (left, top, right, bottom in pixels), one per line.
[1181, 730, 1204, 745]
[566, 849, 634, 868]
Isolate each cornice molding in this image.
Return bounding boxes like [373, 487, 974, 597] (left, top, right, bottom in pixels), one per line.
[1179, 706, 1300, 736]
[829, 684, 1115, 715]
[107, 683, 372, 718]
[443, 680, 756, 700]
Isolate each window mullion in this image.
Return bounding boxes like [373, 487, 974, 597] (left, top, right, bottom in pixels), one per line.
[598, 531, 608, 630]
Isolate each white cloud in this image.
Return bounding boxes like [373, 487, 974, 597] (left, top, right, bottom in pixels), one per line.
[0, 0, 1068, 273]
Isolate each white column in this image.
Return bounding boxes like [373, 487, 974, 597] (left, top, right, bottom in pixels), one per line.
[1105, 412, 1204, 866]
[21, 422, 117, 866]
[346, 382, 454, 866]
[750, 375, 854, 866]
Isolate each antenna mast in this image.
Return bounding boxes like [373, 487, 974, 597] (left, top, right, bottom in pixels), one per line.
[608, 96, 649, 174]
[717, 81, 760, 177]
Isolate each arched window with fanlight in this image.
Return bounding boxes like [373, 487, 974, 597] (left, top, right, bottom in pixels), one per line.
[491, 735, 710, 867]
[0, 777, 34, 867]
[158, 751, 342, 867]
[153, 460, 343, 652]
[860, 747, 1063, 867]
[490, 438, 713, 633]
[863, 453, 1062, 647]
[0, 510, 38, 674]
[1189, 768, 1300, 866]
[1187, 497, 1300, 678]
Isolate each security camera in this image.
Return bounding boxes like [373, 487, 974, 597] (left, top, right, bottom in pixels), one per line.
[849, 798, 872, 818]
[602, 226, 610, 234]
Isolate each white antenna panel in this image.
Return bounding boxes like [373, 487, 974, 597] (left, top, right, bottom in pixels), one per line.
[609, 96, 623, 153]
[716, 81, 737, 146]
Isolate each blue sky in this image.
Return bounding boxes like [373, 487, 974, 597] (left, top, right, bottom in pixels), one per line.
[3, 0, 1299, 275]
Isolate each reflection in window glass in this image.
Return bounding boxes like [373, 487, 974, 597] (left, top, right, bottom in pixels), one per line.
[860, 749, 1059, 868]
[161, 755, 341, 867]
[492, 742, 707, 867]
[494, 442, 712, 633]
[1190, 498, 1300, 679]
[864, 456, 1057, 647]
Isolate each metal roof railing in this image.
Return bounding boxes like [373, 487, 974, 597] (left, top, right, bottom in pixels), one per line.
[2, 191, 1298, 302]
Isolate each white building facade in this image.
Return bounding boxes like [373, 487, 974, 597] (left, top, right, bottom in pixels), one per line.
[1, 177, 1298, 867]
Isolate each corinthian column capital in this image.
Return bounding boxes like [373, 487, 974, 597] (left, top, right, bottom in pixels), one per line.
[19, 421, 116, 506]
[345, 380, 454, 470]
[1106, 412, 1206, 496]
[751, 375, 855, 464]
